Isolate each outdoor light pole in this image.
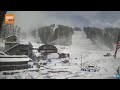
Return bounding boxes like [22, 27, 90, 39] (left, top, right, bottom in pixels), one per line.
[81, 55, 82, 69]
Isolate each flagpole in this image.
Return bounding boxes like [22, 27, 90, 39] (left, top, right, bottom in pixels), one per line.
[114, 47, 118, 59]
[114, 32, 120, 59]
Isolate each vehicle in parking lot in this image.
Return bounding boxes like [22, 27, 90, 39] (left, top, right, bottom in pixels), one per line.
[81, 65, 100, 72]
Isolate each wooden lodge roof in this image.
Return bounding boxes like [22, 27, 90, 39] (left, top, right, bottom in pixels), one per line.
[4, 42, 33, 53]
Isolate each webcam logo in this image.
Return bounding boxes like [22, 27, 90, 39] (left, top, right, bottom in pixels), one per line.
[5, 14, 15, 24]
[116, 74, 120, 78]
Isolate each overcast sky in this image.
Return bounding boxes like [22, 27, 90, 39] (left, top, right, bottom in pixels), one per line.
[7, 11, 120, 31]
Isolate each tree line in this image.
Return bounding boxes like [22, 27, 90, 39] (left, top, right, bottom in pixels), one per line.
[31, 24, 74, 46]
[84, 27, 120, 50]
[0, 24, 21, 41]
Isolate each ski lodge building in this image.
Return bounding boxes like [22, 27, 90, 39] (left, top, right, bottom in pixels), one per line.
[0, 52, 30, 71]
[37, 44, 58, 59]
[4, 35, 33, 59]
[38, 44, 58, 53]
[0, 35, 33, 71]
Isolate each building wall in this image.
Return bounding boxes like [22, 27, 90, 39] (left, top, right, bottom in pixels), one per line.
[0, 61, 29, 71]
[0, 61, 28, 65]
[0, 62, 29, 71]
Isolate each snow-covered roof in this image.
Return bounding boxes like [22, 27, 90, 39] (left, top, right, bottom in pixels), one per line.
[59, 50, 69, 53]
[0, 56, 30, 62]
[0, 51, 6, 55]
[20, 41, 30, 45]
[5, 34, 18, 39]
[4, 42, 33, 53]
[5, 42, 19, 44]
[31, 42, 44, 48]
[0, 51, 30, 62]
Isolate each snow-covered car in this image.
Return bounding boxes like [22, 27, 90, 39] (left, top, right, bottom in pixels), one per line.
[81, 65, 99, 72]
[62, 59, 69, 63]
[104, 53, 111, 57]
[59, 53, 70, 59]
[39, 60, 47, 66]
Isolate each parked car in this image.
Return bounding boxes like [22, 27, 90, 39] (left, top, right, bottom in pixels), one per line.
[59, 53, 70, 59]
[104, 53, 111, 57]
[62, 59, 69, 63]
[81, 65, 100, 72]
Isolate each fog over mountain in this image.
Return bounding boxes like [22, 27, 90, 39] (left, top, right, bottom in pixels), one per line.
[5, 11, 120, 50]
[7, 11, 120, 31]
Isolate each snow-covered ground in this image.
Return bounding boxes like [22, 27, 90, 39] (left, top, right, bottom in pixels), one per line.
[0, 31, 120, 79]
